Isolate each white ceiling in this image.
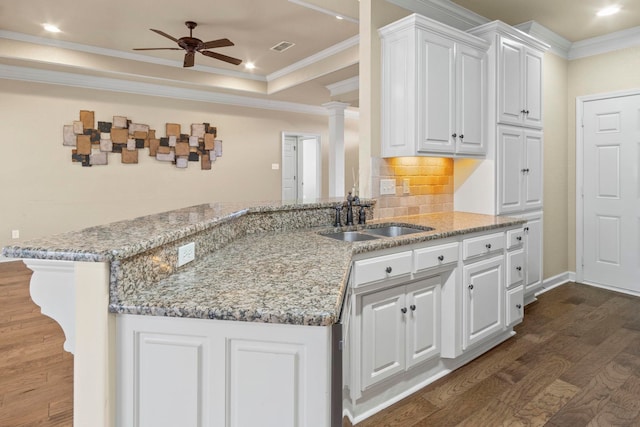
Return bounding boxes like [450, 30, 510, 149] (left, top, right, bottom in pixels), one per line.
[0, 0, 638, 107]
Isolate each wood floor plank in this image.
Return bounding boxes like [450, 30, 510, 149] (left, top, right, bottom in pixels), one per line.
[549, 358, 633, 426]
[507, 379, 581, 427]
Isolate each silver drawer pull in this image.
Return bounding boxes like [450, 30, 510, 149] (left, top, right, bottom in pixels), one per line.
[385, 266, 392, 274]
[401, 307, 407, 314]
[438, 255, 444, 262]
[486, 243, 492, 249]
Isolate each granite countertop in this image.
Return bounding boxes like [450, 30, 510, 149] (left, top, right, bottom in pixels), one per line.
[2, 200, 525, 327]
[0, 199, 348, 262]
[110, 211, 526, 326]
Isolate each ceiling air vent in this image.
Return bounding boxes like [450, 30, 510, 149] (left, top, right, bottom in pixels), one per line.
[270, 41, 295, 53]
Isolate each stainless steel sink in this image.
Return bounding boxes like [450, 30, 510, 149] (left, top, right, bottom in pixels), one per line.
[320, 231, 381, 242]
[363, 225, 433, 237]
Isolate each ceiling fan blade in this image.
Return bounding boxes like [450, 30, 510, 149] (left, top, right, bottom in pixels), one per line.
[133, 48, 182, 51]
[201, 38, 234, 49]
[184, 51, 195, 68]
[200, 50, 243, 66]
[150, 29, 179, 43]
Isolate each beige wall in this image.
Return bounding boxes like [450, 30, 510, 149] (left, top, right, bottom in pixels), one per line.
[0, 79, 359, 247]
[542, 52, 569, 279]
[566, 46, 640, 271]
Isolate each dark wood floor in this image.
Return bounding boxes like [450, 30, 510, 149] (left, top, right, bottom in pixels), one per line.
[346, 281, 640, 426]
[0, 261, 73, 427]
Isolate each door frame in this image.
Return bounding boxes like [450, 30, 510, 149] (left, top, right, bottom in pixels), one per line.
[281, 131, 322, 201]
[575, 88, 640, 284]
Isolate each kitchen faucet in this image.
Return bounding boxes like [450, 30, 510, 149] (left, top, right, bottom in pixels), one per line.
[334, 192, 367, 227]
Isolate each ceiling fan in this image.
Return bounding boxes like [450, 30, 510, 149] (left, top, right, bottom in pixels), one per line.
[134, 21, 242, 68]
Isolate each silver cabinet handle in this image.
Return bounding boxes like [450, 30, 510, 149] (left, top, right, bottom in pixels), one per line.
[438, 255, 444, 262]
[486, 243, 492, 249]
[401, 307, 407, 314]
[452, 133, 457, 138]
[516, 304, 522, 309]
[410, 305, 416, 311]
[516, 236, 522, 241]
[385, 266, 392, 274]
[468, 284, 474, 290]
[516, 266, 522, 271]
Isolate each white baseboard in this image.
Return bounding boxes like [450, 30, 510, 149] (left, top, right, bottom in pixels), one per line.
[535, 271, 575, 297]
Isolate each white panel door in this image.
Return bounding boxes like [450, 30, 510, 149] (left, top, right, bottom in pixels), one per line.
[418, 30, 455, 153]
[456, 43, 485, 154]
[281, 136, 297, 201]
[523, 130, 543, 211]
[137, 333, 209, 427]
[463, 256, 504, 350]
[583, 95, 640, 292]
[405, 277, 441, 369]
[498, 126, 525, 213]
[498, 38, 523, 126]
[523, 48, 543, 128]
[361, 286, 406, 389]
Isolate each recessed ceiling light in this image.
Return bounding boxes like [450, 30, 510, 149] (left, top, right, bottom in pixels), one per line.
[43, 23, 61, 33]
[245, 62, 256, 70]
[597, 6, 621, 16]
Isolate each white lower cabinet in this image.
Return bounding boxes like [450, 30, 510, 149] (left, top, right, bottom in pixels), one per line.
[117, 315, 332, 427]
[360, 276, 441, 390]
[462, 255, 504, 350]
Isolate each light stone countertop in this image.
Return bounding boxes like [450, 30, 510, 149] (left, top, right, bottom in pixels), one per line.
[109, 211, 526, 326]
[2, 200, 525, 327]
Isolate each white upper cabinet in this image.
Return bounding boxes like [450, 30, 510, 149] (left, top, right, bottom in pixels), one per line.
[498, 38, 543, 128]
[380, 14, 489, 158]
[469, 22, 547, 130]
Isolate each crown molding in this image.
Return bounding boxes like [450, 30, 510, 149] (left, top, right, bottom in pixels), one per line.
[515, 21, 572, 59]
[385, 0, 489, 31]
[325, 76, 359, 96]
[266, 35, 359, 82]
[0, 30, 266, 82]
[568, 25, 640, 60]
[0, 64, 359, 119]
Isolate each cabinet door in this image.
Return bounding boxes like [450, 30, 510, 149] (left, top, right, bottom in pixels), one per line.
[463, 256, 504, 350]
[417, 31, 456, 153]
[405, 277, 441, 369]
[506, 285, 524, 326]
[456, 43, 485, 155]
[498, 38, 524, 126]
[523, 48, 543, 128]
[360, 287, 406, 389]
[498, 126, 525, 214]
[523, 213, 543, 298]
[523, 130, 543, 211]
[381, 27, 416, 157]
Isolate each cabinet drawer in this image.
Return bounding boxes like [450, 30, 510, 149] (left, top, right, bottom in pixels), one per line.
[507, 228, 525, 249]
[506, 248, 525, 288]
[463, 232, 505, 260]
[506, 285, 524, 327]
[414, 242, 459, 273]
[353, 251, 412, 287]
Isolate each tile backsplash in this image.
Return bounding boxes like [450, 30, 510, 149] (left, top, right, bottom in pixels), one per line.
[371, 157, 453, 219]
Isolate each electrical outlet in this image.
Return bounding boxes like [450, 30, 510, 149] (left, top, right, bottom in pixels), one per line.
[380, 179, 396, 195]
[11, 230, 19, 239]
[178, 242, 195, 267]
[403, 178, 410, 194]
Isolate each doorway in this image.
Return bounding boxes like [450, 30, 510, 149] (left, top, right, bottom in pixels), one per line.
[577, 91, 640, 294]
[281, 132, 321, 201]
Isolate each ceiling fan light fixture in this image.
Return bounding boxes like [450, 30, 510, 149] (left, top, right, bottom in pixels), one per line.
[596, 5, 621, 16]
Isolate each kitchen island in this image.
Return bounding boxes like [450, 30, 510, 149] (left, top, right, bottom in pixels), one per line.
[2, 200, 525, 426]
